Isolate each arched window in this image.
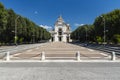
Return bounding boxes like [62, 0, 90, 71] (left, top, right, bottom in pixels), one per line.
[58, 28, 62, 35]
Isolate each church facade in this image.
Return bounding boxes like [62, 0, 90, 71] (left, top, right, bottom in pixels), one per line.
[50, 16, 72, 42]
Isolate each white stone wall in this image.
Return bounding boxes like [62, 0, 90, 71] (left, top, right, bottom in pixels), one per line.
[62, 34, 67, 42]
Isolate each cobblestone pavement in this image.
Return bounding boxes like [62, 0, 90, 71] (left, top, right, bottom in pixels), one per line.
[8, 42, 110, 60]
[0, 62, 120, 80]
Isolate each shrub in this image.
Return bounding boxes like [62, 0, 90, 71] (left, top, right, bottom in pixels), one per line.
[112, 34, 120, 44]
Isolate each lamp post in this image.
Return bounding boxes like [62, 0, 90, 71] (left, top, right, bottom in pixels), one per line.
[101, 16, 106, 46]
[15, 16, 20, 46]
[77, 32, 79, 41]
[32, 28, 35, 43]
[41, 30, 42, 41]
[32, 34, 35, 43]
[85, 27, 88, 43]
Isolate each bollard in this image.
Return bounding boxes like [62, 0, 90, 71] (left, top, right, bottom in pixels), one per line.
[111, 52, 116, 61]
[76, 51, 80, 61]
[41, 51, 45, 61]
[6, 51, 10, 61]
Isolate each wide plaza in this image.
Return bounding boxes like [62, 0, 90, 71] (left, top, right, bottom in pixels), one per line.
[0, 42, 120, 80]
[0, 42, 112, 61]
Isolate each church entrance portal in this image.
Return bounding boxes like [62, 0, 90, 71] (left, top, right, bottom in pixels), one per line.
[59, 37, 62, 42]
[51, 37, 54, 42]
[67, 37, 69, 42]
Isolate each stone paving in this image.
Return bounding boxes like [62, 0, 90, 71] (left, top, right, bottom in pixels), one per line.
[0, 62, 120, 80]
[0, 42, 120, 80]
[7, 42, 110, 60]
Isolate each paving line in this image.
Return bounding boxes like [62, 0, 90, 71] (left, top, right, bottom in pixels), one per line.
[99, 52, 109, 56]
[87, 49, 94, 51]
[26, 50, 33, 52]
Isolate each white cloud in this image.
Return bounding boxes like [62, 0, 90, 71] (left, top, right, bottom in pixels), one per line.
[74, 23, 84, 27]
[39, 25, 52, 30]
[80, 24, 85, 26]
[34, 11, 38, 14]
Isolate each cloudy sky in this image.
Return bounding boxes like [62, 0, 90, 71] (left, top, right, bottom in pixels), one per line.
[0, 0, 120, 30]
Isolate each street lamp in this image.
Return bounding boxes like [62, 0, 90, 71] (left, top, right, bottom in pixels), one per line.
[32, 34, 35, 43]
[85, 27, 88, 43]
[77, 32, 79, 41]
[101, 16, 106, 46]
[41, 30, 42, 41]
[15, 16, 20, 46]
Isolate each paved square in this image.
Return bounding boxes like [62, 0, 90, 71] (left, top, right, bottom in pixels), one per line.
[9, 42, 109, 60]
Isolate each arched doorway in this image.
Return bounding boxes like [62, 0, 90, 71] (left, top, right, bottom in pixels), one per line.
[67, 36, 69, 42]
[51, 37, 54, 42]
[58, 37, 62, 42]
[58, 28, 62, 42]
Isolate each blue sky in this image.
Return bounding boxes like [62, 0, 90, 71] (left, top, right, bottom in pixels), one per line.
[0, 0, 120, 31]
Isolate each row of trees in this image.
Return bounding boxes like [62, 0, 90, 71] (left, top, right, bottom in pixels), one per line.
[71, 25, 95, 42]
[71, 9, 120, 44]
[0, 3, 51, 45]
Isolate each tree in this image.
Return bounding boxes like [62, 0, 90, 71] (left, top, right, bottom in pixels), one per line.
[112, 34, 120, 44]
[0, 2, 51, 45]
[0, 2, 8, 44]
[94, 9, 120, 44]
[71, 24, 95, 43]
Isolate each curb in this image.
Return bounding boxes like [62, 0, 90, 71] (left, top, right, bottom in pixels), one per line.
[0, 60, 120, 63]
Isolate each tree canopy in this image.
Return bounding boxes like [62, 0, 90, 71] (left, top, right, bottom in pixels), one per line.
[0, 2, 51, 45]
[71, 9, 120, 44]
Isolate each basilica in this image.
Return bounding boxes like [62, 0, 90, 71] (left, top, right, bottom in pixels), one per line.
[50, 16, 72, 42]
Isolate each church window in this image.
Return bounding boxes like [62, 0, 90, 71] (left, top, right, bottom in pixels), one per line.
[58, 28, 62, 35]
